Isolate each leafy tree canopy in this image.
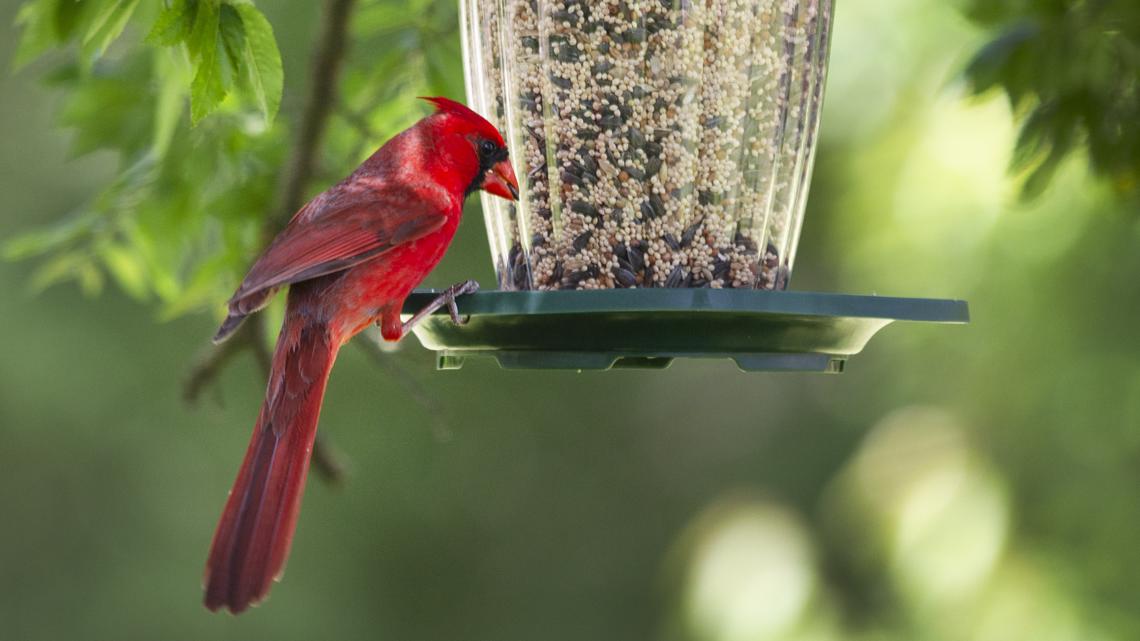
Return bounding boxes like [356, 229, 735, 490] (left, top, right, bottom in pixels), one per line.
[6, 0, 460, 319]
[963, 0, 1139, 199]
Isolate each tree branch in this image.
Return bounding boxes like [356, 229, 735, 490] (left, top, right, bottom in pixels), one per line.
[270, 0, 358, 232]
[184, 319, 257, 405]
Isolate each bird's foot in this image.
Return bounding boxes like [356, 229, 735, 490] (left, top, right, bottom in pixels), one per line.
[399, 279, 480, 337]
[443, 279, 479, 325]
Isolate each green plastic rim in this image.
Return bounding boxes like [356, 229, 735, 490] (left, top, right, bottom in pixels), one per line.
[400, 289, 969, 373]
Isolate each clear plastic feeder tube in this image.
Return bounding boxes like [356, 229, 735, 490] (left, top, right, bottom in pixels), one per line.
[460, 0, 834, 290]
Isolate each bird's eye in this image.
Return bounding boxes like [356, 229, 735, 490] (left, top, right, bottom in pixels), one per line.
[479, 140, 497, 156]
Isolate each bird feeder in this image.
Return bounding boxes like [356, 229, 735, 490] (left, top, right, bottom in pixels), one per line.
[402, 0, 968, 371]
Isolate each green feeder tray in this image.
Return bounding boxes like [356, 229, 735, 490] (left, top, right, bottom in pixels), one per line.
[400, 289, 968, 373]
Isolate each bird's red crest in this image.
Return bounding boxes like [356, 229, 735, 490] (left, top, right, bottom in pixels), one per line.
[419, 96, 505, 146]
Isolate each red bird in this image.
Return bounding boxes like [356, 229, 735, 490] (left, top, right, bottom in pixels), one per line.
[203, 97, 518, 613]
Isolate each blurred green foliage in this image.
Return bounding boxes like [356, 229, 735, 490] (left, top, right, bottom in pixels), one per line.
[2, 1, 1139, 640]
[963, 0, 1139, 198]
[5, 0, 461, 320]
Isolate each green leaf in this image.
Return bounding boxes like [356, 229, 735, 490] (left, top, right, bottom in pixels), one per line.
[186, 0, 218, 60]
[82, 0, 141, 61]
[188, 0, 224, 123]
[13, 0, 60, 68]
[234, 3, 282, 124]
[217, 3, 245, 86]
[54, 0, 87, 41]
[29, 251, 103, 295]
[2, 213, 96, 261]
[57, 56, 155, 156]
[151, 49, 187, 157]
[146, 0, 195, 46]
[99, 243, 149, 300]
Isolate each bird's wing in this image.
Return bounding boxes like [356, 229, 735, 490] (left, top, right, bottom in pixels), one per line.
[229, 185, 450, 308]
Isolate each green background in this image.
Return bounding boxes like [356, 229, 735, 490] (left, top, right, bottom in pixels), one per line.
[2, 1, 1138, 640]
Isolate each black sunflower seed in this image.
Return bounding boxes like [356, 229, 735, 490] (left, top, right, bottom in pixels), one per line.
[578, 150, 597, 174]
[628, 244, 646, 271]
[644, 157, 662, 178]
[599, 114, 624, 130]
[628, 127, 645, 149]
[573, 230, 592, 251]
[613, 242, 629, 261]
[551, 10, 579, 26]
[513, 260, 529, 288]
[613, 267, 638, 287]
[712, 259, 731, 281]
[561, 170, 584, 187]
[554, 45, 581, 62]
[571, 200, 598, 216]
[663, 232, 680, 251]
[566, 269, 591, 287]
[665, 264, 685, 288]
[681, 220, 702, 247]
[734, 231, 758, 252]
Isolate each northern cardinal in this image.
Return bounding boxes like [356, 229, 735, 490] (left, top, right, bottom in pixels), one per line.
[203, 97, 518, 613]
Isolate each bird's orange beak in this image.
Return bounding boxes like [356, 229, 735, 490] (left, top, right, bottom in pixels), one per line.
[482, 159, 519, 201]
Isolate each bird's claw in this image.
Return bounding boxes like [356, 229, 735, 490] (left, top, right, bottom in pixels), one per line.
[446, 279, 479, 326]
[398, 279, 480, 338]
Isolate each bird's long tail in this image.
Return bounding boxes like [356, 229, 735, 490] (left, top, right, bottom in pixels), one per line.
[203, 317, 338, 613]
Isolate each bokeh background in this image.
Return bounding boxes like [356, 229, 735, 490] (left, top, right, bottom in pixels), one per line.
[2, 1, 1138, 640]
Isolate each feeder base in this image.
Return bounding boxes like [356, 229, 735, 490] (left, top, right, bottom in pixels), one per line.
[400, 289, 968, 373]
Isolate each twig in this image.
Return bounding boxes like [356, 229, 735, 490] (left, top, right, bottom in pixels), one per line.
[184, 320, 255, 405]
[270, 0, 357, 233]
[337, 99, 380, 141]
[337, 100, 380, 162]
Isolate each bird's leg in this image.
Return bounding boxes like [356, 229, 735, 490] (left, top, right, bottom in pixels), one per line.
[395, 279, 480, 339]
